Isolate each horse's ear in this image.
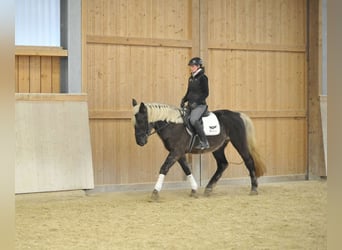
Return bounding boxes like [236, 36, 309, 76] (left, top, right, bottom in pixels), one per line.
[132, 98, 138, 106]
[139, 102, 147, 113]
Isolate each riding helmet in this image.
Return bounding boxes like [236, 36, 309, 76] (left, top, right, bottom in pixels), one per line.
[188, 57, 203, 66]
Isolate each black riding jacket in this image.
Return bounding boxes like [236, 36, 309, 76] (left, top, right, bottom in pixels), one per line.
[182, 68, 209, 106]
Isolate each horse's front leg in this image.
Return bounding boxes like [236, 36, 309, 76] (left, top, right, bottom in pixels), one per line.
[151, 153, 178, 201]
[178, 156, 198, 198]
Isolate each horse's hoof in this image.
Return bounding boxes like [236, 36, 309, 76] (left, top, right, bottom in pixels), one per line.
[190, 189, 198, 198]
[149, 189, 160, 202]
[204, 187, 212, 197]
[249, 189, 258, 195]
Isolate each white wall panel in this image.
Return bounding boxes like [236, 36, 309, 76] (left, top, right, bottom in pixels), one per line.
[15, 95, 94, 193]
[15, 0, 60, 46]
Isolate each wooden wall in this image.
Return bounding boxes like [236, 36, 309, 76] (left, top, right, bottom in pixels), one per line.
[15, 46, 67, 93]
[201, 0, 308, 182]
[84, 0, 195, 185]
[83, 0, 311, 188]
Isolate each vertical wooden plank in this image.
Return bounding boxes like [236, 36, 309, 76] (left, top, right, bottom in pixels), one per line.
[117, 0, 128, 37]
[51, 57, 60, 93]
[308, 0, 325, 177]
[236, 0, 247, 43]
[106, 45, 116, 109]
[29, 56, 41, 93]
[89, 120, 104, 185]
[255, 0, 262, 43]
[18, 56, 30, 93]
[86, 45, 96, 109]
[197, 0, 208, 185]
[318, 0, 322, 95]
[192, 0, 200, 56]
[103, 120, 116, 184]
[40, 57, 52, 93]
[247, 0, 256, 42]
[15, 56, 19, 92]
[151, 0, 160, 38]
[199, 0, 208, 60]
[127, 0, 146, 37]
[230, 0, 237, 42]
[81, 0, 88, 93]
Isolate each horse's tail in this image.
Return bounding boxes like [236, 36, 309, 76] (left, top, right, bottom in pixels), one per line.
[239, 113, 266, 177]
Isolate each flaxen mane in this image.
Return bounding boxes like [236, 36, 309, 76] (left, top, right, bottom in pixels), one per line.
[133, 103, 183, 124]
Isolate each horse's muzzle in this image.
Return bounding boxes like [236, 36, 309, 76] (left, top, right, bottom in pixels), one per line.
[136, 136, 147, 146]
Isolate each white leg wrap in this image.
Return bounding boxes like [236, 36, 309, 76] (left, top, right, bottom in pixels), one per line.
[187, 174, 198, 190]
[154, 174, 165, 192]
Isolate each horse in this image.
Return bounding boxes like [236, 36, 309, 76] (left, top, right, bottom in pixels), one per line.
[132, 99, 266, 200]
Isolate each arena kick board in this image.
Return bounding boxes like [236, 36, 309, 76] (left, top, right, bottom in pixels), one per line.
[15, 94, 94, 193]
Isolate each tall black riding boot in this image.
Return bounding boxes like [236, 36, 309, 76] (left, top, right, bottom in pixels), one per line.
[193, 121, 210, 149]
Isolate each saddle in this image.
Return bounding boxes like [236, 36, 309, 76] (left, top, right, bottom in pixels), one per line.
[181, 108, 220, 151]
[202, 112, 220, 135]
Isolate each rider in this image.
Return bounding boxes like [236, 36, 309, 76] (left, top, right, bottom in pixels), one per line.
[180, 57, 210, 150]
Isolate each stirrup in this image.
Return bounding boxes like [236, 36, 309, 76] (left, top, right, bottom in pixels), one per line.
[195, 141, 210, 150]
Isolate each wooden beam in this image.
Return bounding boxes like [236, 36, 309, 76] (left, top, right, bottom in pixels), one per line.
[208, 42, 306, 53]
[240, 110, 307, 118]
[87, 35, 193, 48]
[15, 93, 88, 102]
[89, 110, 132, 120]
[15, 46, 68, 57]
[88, 109, 306, 120]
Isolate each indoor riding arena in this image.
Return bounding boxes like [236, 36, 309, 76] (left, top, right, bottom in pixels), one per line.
[15, 0, 327, 249]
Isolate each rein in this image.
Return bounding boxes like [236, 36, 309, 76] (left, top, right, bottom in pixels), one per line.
[148, 122, 170, 136]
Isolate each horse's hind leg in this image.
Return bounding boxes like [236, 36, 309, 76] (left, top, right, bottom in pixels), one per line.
[178, 156, 198, 198]
[230, 138, 258, 195]
[204, 142, 229, 196]
[243, 155, 258, 195]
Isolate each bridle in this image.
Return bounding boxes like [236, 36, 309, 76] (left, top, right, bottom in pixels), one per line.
[136, 120, 169, 139]
[147, 122, 169, 136]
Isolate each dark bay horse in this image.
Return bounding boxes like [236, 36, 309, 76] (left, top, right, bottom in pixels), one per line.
[132, 99, 266, 200]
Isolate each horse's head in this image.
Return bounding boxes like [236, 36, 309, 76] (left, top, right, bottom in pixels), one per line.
[132, 99, 150, 146]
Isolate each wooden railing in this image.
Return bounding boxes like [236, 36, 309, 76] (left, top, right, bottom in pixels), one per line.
[15, 46, 68, 93]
